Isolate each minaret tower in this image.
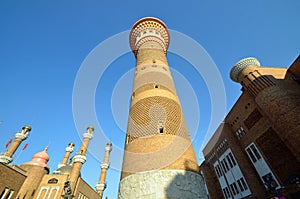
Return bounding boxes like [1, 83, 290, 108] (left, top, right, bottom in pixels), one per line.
[0, 125, 31, 164]
[69, 126, 94, 189]
[58, 142, 75, 168]
[119, 17, 206, 198]
[96, 142, 112, 199]
[230, 57, 300, 162]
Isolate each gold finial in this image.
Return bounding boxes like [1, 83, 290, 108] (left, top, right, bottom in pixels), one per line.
[87, 125, 94, 132]
[22, 125, 32, 133]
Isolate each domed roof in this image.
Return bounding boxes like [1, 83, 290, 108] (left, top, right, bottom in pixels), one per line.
[55, 165, 75, 175]
[23, 146, 50, 171]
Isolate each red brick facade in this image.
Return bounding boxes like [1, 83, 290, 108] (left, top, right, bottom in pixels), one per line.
[200, 56, 300, 199]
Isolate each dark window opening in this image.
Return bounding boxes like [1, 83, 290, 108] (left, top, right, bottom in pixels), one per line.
[159, 127, 164, 133]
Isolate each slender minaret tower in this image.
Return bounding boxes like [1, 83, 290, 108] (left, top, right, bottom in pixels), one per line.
[230, 57, 300, 162]
[58, 142, 75, 168]
[95, 142, 112, 199]
[0, 125, 31, 164]
[69, 126, 94, 189]
[119, 17, 206, 198]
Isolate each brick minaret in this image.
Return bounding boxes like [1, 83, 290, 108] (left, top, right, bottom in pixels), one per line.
[230, 57, 300, 162]
[119, 17, 206, 198]
[58, 142, 75, 168]
[0, 125, 31, 164]
[69, 126, 93, 189]
[95, 142, 112, 198]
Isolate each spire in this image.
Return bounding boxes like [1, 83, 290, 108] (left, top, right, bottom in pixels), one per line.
[95, 142, 112, 199]
[58, 142, 75, 169]
[0, 125, 31, 164]
[69, 126, 94, 189]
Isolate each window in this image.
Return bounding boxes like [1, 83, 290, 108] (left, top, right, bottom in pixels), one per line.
[223, 159, 230, 171]
[225, 187, 231, 198]
[233, 182, 239, 194]
[226, 155, 233, 168]
[246, 143, 262, 163]
[221, 160, 227, 173]
[228, 153, 236, 166]
[0, 188, 9, 199]
[214, 164, 223, 178]
[237, 179, 244, 192]
[236, 126, 246, 139]
[250, 145, 261, 160]
[158, 122, 164, 133]
[240, 177, 248, 190]
[246, 148, 257, 163]
[230, 184, 236, 195]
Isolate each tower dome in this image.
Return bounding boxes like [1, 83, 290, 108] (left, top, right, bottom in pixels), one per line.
[230, 57, 260, 82]
[23, 146, 50, 171]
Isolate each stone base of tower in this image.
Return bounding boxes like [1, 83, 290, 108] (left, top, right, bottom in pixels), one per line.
[118, 170, 208, 199]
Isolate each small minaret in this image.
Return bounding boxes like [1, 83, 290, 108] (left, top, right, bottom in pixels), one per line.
[58, 142, 75, 168]
[69, 126, 94, 189]
[0, 125, 31, 164]
[95, 142, 112, 198]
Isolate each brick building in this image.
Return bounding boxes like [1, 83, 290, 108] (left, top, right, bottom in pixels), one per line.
[0, 126, 112, 199]
[200, 56, 300, 199]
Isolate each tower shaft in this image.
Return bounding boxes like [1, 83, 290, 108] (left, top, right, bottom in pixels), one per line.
[69, 126, 93, 189]
[119, 17, 205, 199]
[0, 126, 31, 164]
[58, 142, 75, 168]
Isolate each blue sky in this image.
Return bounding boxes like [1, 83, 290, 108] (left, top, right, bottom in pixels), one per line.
[0, 0, 299, 198]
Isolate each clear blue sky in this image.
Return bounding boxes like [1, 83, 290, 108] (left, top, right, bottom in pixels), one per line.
[0, 0, 299, 198]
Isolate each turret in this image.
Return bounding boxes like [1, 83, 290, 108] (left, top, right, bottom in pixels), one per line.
[0, 125, 31, 164]
[69, 126, 94, 189]
[58, 142, 75, 169]
[95, 142, 112, 198]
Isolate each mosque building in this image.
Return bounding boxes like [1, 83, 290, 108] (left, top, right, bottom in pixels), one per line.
[1, 16, 299, 199]
[0, 126, 112, 199]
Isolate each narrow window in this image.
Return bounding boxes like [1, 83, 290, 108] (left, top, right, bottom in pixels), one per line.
[230, 184, 236, 195]
[237, 179, 244, 192]
[233, 182, 239, 194]
[246, 148, 257, 163]
[240, 178, 248, 190]
[223, 159, 230, 171]
[226, 155, 233, 168]
[159, 127, 164, 133]
[250, 144, 261, 160]
[229, 153, 236, 166]
[158, 122, 164, 133]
